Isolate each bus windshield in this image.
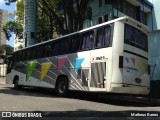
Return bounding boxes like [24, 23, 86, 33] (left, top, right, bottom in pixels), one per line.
[4, 56, 13, 74]
[124, 24, 148, 52]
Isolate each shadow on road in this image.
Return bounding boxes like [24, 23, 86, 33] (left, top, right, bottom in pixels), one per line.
[0, 85, 160, 107]
[0, 86, 57, 98]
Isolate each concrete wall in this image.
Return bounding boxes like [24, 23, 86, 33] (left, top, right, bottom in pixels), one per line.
[148, 0, 160, 31]
[149, 30, 160, 80]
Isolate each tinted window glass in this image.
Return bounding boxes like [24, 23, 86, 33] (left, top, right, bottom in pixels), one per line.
[96, 26, 111, 48]
[36, 45, 42, 59]
[14, 51, 22, 62]
[30, 47, 37, 60]
[81, 31, 93, 50]
[70, 34, 81, 52]
[52, 41, 60, 56]
[124, 24, 148, 52]
[41, 43, 52, 58]
[59, 37, 70, 55]
[26, 49, 32, 60]
[21, 50, 26, 61]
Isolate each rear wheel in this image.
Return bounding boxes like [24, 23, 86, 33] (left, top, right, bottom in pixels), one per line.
[56, 77, 69, 97]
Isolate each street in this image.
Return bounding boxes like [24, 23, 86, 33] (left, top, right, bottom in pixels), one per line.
[0, 83, 160, 119]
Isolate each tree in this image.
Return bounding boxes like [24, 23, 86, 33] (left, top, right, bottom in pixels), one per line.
[3, 21, 23, 40]
[60, 0, 91, 33]
[5, 0, 91, 37]
[15, 0, 24, 25]
[38, 0, 91, 34]
[0, 44, 13, 59]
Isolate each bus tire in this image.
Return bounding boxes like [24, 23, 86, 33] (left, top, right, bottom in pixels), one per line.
[13, 77, 21, 90]
[56, 77, 69, 97]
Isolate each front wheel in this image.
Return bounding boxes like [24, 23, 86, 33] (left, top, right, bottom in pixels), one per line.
[56, 77, 69, 97]
[14, 78, 21, 90]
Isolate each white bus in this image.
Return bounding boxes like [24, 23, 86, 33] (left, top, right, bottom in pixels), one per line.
[5, 16, 150, 96]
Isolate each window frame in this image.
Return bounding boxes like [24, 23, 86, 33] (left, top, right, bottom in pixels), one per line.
[124, 24, 148, 52]
[94, 24, 113, 49]
[70, 33, 81, 53]
[80, 30, 94, 51]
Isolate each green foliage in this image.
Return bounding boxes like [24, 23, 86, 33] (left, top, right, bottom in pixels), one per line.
[15, 0, 24, 25]
[85, 6, 92, 20]
[0, 44, 13, 55]
[17, 44, 23, 49]
[5, 0, 91, 40]
[3, 21, 23, 40]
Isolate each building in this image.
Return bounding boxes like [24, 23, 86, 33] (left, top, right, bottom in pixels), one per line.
[147, 0, 160, 80]
[83, 0, 153, 30]
[0, 9, 8, 45]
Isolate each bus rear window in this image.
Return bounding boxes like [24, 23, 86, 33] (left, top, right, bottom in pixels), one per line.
[124, 24, 148, 52]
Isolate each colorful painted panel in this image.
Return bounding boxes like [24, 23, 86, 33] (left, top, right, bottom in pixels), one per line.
[74, 58, 85, 72]
[26, 61, 37, 81]
[40, 62, 52, 81]
[56, 57, 67, 73]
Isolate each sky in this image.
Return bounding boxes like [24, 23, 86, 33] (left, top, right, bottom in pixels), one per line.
[0, 0, 16, 47]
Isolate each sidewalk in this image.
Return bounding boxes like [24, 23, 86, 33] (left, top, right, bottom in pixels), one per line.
[0, 77, 6, 84]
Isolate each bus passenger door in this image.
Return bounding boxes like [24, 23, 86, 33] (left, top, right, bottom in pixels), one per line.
[89, 60, 107, 91]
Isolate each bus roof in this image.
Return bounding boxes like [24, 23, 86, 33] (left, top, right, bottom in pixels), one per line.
[14, 16, 149, 53]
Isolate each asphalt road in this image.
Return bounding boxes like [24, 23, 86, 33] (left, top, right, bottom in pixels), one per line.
[0, 84, 160, 119]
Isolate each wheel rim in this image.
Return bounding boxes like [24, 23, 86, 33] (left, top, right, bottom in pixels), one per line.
[58, 81, 66, 94]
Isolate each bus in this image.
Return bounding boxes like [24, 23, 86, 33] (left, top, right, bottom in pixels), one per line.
[4, 16, 150, 96]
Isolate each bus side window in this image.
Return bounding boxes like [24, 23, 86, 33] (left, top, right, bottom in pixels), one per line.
[70, 34, 81, 52]
[21, 50, 26, 61]
[59, 37, 70, 55]
[124, 24, 135, 46]
[17, 51, 22, 62]
[26, 49, 32, 60]
[95, 26, 111, 48]
[30, 47, 37, 60]
[41, 43, 52, 58]
[14, 52, 21, 62]
[81, 31, 93, 50]
[52, 41, 60, 56]
[36, 45, 42, 59]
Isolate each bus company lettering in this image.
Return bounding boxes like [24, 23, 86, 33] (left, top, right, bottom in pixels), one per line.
[92, 56, 107, 61]
[5, 112, 43, 118]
